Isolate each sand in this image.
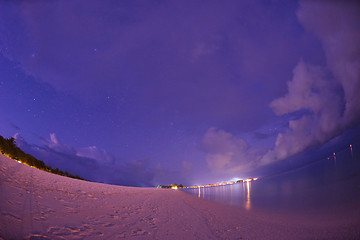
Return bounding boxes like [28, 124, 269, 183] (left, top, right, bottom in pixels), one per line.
[0, 154, 359, 240]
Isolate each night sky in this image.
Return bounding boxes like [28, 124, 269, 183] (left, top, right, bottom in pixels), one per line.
[0, 1, 359, 187]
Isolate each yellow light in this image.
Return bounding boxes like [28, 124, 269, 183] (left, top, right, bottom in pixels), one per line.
[245, 180, 251, 210]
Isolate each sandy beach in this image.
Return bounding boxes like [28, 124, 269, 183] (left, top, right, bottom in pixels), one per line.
[1, 154, 359, 240]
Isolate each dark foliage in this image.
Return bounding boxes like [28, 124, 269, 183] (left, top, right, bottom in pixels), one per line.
[0, 135, 84, 181]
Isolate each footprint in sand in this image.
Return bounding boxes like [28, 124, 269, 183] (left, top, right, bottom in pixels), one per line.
[47, 226, 71, 236]
[142, 216, 157, 228]
[33, 216, 47, 221]
[24, 233, 50, 240]
[109, 213, 119, 219]
[1, 212, 22, 222]
[113, 229, 149, 239]
[114, 231, 128, 239]
[47, 225, 91, 237]
[131, 229, 149, 236]
[42, 209, 56, 215]
[103, 223, 115, 227]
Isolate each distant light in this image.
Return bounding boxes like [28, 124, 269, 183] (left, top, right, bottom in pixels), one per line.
[17, 161, 21, 163]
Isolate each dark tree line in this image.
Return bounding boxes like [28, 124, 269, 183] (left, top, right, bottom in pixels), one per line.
[0, 135, 84, 180]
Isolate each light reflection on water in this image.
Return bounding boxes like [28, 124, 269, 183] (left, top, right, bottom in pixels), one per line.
[245, 181, 251, 210]
[193, 181, 253, 210]
[183, 145, 360, 213]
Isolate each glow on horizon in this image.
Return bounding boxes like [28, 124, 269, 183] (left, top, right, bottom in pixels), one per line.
[187, 177, 258, 188]
[229, 177, 243, 183]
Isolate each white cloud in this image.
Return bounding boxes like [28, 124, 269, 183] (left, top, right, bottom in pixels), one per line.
[199, 127, 259, 174]
[201, 1, 360, 168]
[76, 146, 115, 165]
[43, 133, 76, 155]
[297, 0, 360, 125]
[43, 133, 114, 165]
[13, 133, 156, 186]
[261, 1, 360, 165]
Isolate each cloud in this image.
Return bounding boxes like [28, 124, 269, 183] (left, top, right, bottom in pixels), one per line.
[297, 0, 360, 124]
[198, 1, 360, 169]
[261, 1, 360, 165]
[13, 133, 156, 187]
[15, 133, 100, 177]
[39, 133, 116, 165]
[76, 146, 115, 165]
[43, 133, 77, 155]
[13, 133, 33, 150]
[261, 61, 343, 163]
[199, 127, 260, 175]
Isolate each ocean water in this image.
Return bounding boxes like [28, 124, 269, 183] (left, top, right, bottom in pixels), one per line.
[183, 144, 360, 214]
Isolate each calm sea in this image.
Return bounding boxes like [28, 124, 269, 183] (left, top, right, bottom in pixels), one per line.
[182, 144, 360, 214]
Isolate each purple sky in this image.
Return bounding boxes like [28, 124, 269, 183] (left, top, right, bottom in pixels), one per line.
[0, 1, 359, 186]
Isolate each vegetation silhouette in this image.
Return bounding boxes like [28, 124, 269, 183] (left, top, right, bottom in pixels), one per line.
[0, 135, 84, 180]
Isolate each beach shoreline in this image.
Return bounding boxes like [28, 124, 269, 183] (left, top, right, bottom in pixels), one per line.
[1, 154, 359, 239]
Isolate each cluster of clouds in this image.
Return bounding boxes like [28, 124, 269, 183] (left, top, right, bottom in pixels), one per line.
[264, 1, 360, 164]
[199, 127, 262, 177]
[14, 133, 157, 187]
[200, 1, 360, 175]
